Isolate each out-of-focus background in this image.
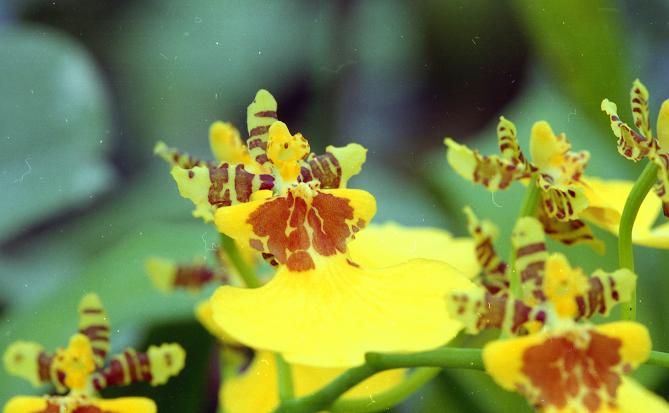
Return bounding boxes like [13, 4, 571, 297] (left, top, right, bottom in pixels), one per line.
[1, 0, 669, 411]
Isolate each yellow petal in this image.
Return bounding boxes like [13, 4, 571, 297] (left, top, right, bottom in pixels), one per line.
[657, 99, 669, 150]
[580, 176, 666, 247]
[215, 186, 376, 272]
[221, 351, 405, 413]
[617, 377, 669, 413]
[530, 121, 569, 171]
[348, 221, 479, 278]
[194, 300, 239, 344]
[147, 343, 186, 386]
[212, 255, 474, 367]
[324, 143, 367, 187]
[4, 396, 48, 413]
[209, 121, 251, 165]
[3, 341, 45, 387]
[267, 121, 310, 182]
[543, 253, 589, 319]
[145, 257, 178, 293]
[94, 398, 157, 413]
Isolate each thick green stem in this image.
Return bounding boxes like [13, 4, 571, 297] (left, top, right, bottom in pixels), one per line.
[618, 161, 659, 320]
[647, 351, 669, 368]
[271, 348, 482, 413]
[330, 368, 440, 413]
[509, 174, 541, 300]
[219, 234, 262, 288]
[276, 353, 295, 401]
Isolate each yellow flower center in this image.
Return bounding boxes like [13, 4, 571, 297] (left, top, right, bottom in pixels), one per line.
[542, 253, 589, 319]
[53, 334, 96, 391]
[267, 121, 310, 183]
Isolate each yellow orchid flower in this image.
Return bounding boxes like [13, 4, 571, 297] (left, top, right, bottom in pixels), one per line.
[601, 79, 669, 221]
[483, 321, 669, 412]
[220, 349, 404, 413]
[3, 294, 185, 413]
[156, 89, 367, 223]
[448, 214, 635, 334]
[210, 183, 476, 367]
[445, 116, 603, 251]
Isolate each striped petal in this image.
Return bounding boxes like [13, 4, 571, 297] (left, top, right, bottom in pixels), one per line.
[299, 143, 367, 189]
[631, 79, 652, 139]
[463, 207, 508, 294]
[445, 138, 526, 192]
[2, 341, 50, 387]
[170, 163, 275, 222]
[246, 89, 278, 165]
[537, 209, 604, 253]
[78, 294, 110, 368]
[601, 98, 657, 161]
[512, 217, 548, 304]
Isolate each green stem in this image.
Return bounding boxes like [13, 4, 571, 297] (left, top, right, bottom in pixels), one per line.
[271, 348, 482, 413]
[618, 161, 659, 320]
[510, 174, 541, 300]
[647, 351, 669, 368]
[276, 353, 295, 401]
[330, 368, 440, 413]
[220, 234, 262, 288]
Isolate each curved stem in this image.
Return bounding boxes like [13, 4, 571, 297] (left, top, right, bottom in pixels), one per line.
[330, 368, 440, 413]
[275, 353, 295, 401]
[618, 161, 658, 320]
[219, 234, 262, 288]
[271, 347, 483, 413]
[647, 351, 669, 368]
[510, 174, 541, 300]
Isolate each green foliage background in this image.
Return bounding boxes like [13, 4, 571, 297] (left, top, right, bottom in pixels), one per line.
[1, 0, 668, 411]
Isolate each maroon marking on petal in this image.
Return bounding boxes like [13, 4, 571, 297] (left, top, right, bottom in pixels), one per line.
[249, 126, 270, 139]
[38, 352, 53, 381]
[254, 110, 277, 118]
[346, 258, 360, 268]
[234, 165, 255, 202]
[81, 308, 103, 314]
[516, 242, 546, 258]
[249, 239, 264, 251]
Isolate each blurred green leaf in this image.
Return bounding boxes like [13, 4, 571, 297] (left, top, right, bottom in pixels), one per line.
[0, 25, 115, 241]
[513, 0, 631, 130]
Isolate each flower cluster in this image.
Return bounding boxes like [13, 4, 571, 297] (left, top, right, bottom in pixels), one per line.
[148, 90, 481, 411]
[8, 82, 669, 413]
[445, 211, 665, 412]
[3, 294, 185, 413]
